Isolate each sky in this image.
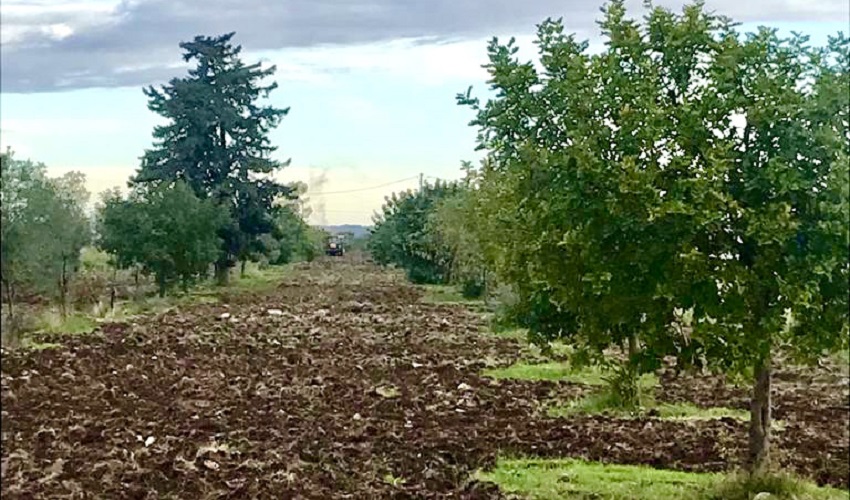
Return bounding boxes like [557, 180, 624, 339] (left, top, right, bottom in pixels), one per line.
[1, 0, 848, 225]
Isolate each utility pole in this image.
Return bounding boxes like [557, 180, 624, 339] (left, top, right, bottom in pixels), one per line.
[419, 172, 424, 190]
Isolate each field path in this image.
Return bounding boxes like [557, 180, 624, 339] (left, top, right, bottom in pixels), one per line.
[2, 259, 847, 498]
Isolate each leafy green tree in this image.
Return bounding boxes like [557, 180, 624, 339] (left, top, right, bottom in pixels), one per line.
[48, 171, 92, 316]
[269, 206, 313, 264]
[459, 0, 848, 473]
[1, 150, 51, 322]
[680, 28, 850, 473]
[304, 227, 330, 262]
[132, 32, 294, 284]
[97, 182, 228, 297]
[428, 170, 489, 297]
[0, 150, 91, 326]
[259, 181, 322, 265]
[369, 181, 460, 284]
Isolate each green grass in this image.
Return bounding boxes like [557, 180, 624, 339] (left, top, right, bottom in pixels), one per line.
[832, 349, 850, 376]
[2, 263, 291, 350]
[420, 284, 484, 306]
[489, 326, 528, 341]
[20, 339, 61, 351]
[548, 390, 643, 417]
[382, 473, 407, 487]
[475, 458, 719, 499]
[653, 402, 750, 421]
[482, 360, 658, 388]
[483, 358, 753, 422]
[119, 263, 288, 315]
[713, 472, 850, 500]
[474, 458, 849, 500]
[547, 397, 749, 421]
[226, 264, 290, 293]
[547, 395, 788, 430]
[483, 361, 575, 382]
[114, 292, 220, 318]
[34, 310, 97, 335]
[523, 341, 576, 361]
[654, 403, 750, 421]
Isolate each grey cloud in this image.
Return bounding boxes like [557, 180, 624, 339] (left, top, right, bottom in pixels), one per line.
[1, 0, 847, 93]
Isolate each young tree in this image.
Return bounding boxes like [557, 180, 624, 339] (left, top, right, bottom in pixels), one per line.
[428, 171, 489, 297]
[269, 206, 312, 265]
[97, 182, 228, 297]
[49, 171, 92, 316]
[1, 151, 50, 325]
[369, 181, 460, 284]
[459, 2, 714, 405]
[0, 150, 91, 325]
[132, 32, 295, 284]
[682, 29, 850, 473]
[459, 1, 849, 473]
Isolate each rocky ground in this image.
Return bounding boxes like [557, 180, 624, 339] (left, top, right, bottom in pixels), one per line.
[1, 259, 847, 498]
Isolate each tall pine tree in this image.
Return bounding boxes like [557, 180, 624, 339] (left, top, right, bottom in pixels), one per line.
[133, 32, 292, 284]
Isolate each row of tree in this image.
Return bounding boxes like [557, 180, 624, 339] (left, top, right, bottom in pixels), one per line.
[370, 0, 849, 477]
[369, 180, 462, 285]
[0, 32, 324, 331]
[369, 176, 489, 297]
[0, 151, 91, 323]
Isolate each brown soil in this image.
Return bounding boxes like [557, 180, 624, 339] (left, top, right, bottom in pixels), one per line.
[2, 260, 848, 498]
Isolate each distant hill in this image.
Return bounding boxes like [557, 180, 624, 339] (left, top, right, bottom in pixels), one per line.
[320, 225, 371, 238]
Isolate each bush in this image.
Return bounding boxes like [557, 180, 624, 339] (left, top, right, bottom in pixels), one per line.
[461, 278, 486, 299]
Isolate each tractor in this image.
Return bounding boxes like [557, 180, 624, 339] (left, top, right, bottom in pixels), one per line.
[325, 234, 346, 257]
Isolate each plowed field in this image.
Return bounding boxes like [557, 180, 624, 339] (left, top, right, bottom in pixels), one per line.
[2, 259, 848, 498]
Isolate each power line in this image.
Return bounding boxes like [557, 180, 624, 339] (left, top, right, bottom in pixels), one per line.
[307, 176, 419, 196]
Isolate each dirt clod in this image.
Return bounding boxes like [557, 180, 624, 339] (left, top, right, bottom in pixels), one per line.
[1, 260, 847, 498]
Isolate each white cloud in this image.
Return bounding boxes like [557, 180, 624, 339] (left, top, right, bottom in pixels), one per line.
[254, 34, 541, 88]
[5, 0, 847, 93]
[1, 0, 121, 44]
[41, 23, 74, 39]
[0, 0, 120, 15]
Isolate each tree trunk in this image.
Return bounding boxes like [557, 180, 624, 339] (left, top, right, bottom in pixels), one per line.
[240, 259, 247, 278]
[110, 268, 118, 312]
[3, 279, 15, 325]
[157, 273, 167, 298]
[215, 259, 230, 286]
[621, 333, 641, 408]
[2, 280, 19, 346]
[59, 255, 68, 318]
[748, 357, 772, 475]
[628, 334, 638, 359]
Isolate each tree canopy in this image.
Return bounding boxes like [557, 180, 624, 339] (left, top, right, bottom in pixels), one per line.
[97, 182, 228, 296]
[369, 181, 461, 284]
[132, 32, 294, 283]
[0, 149, 91, 321]
[456, 0, 849, 473]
